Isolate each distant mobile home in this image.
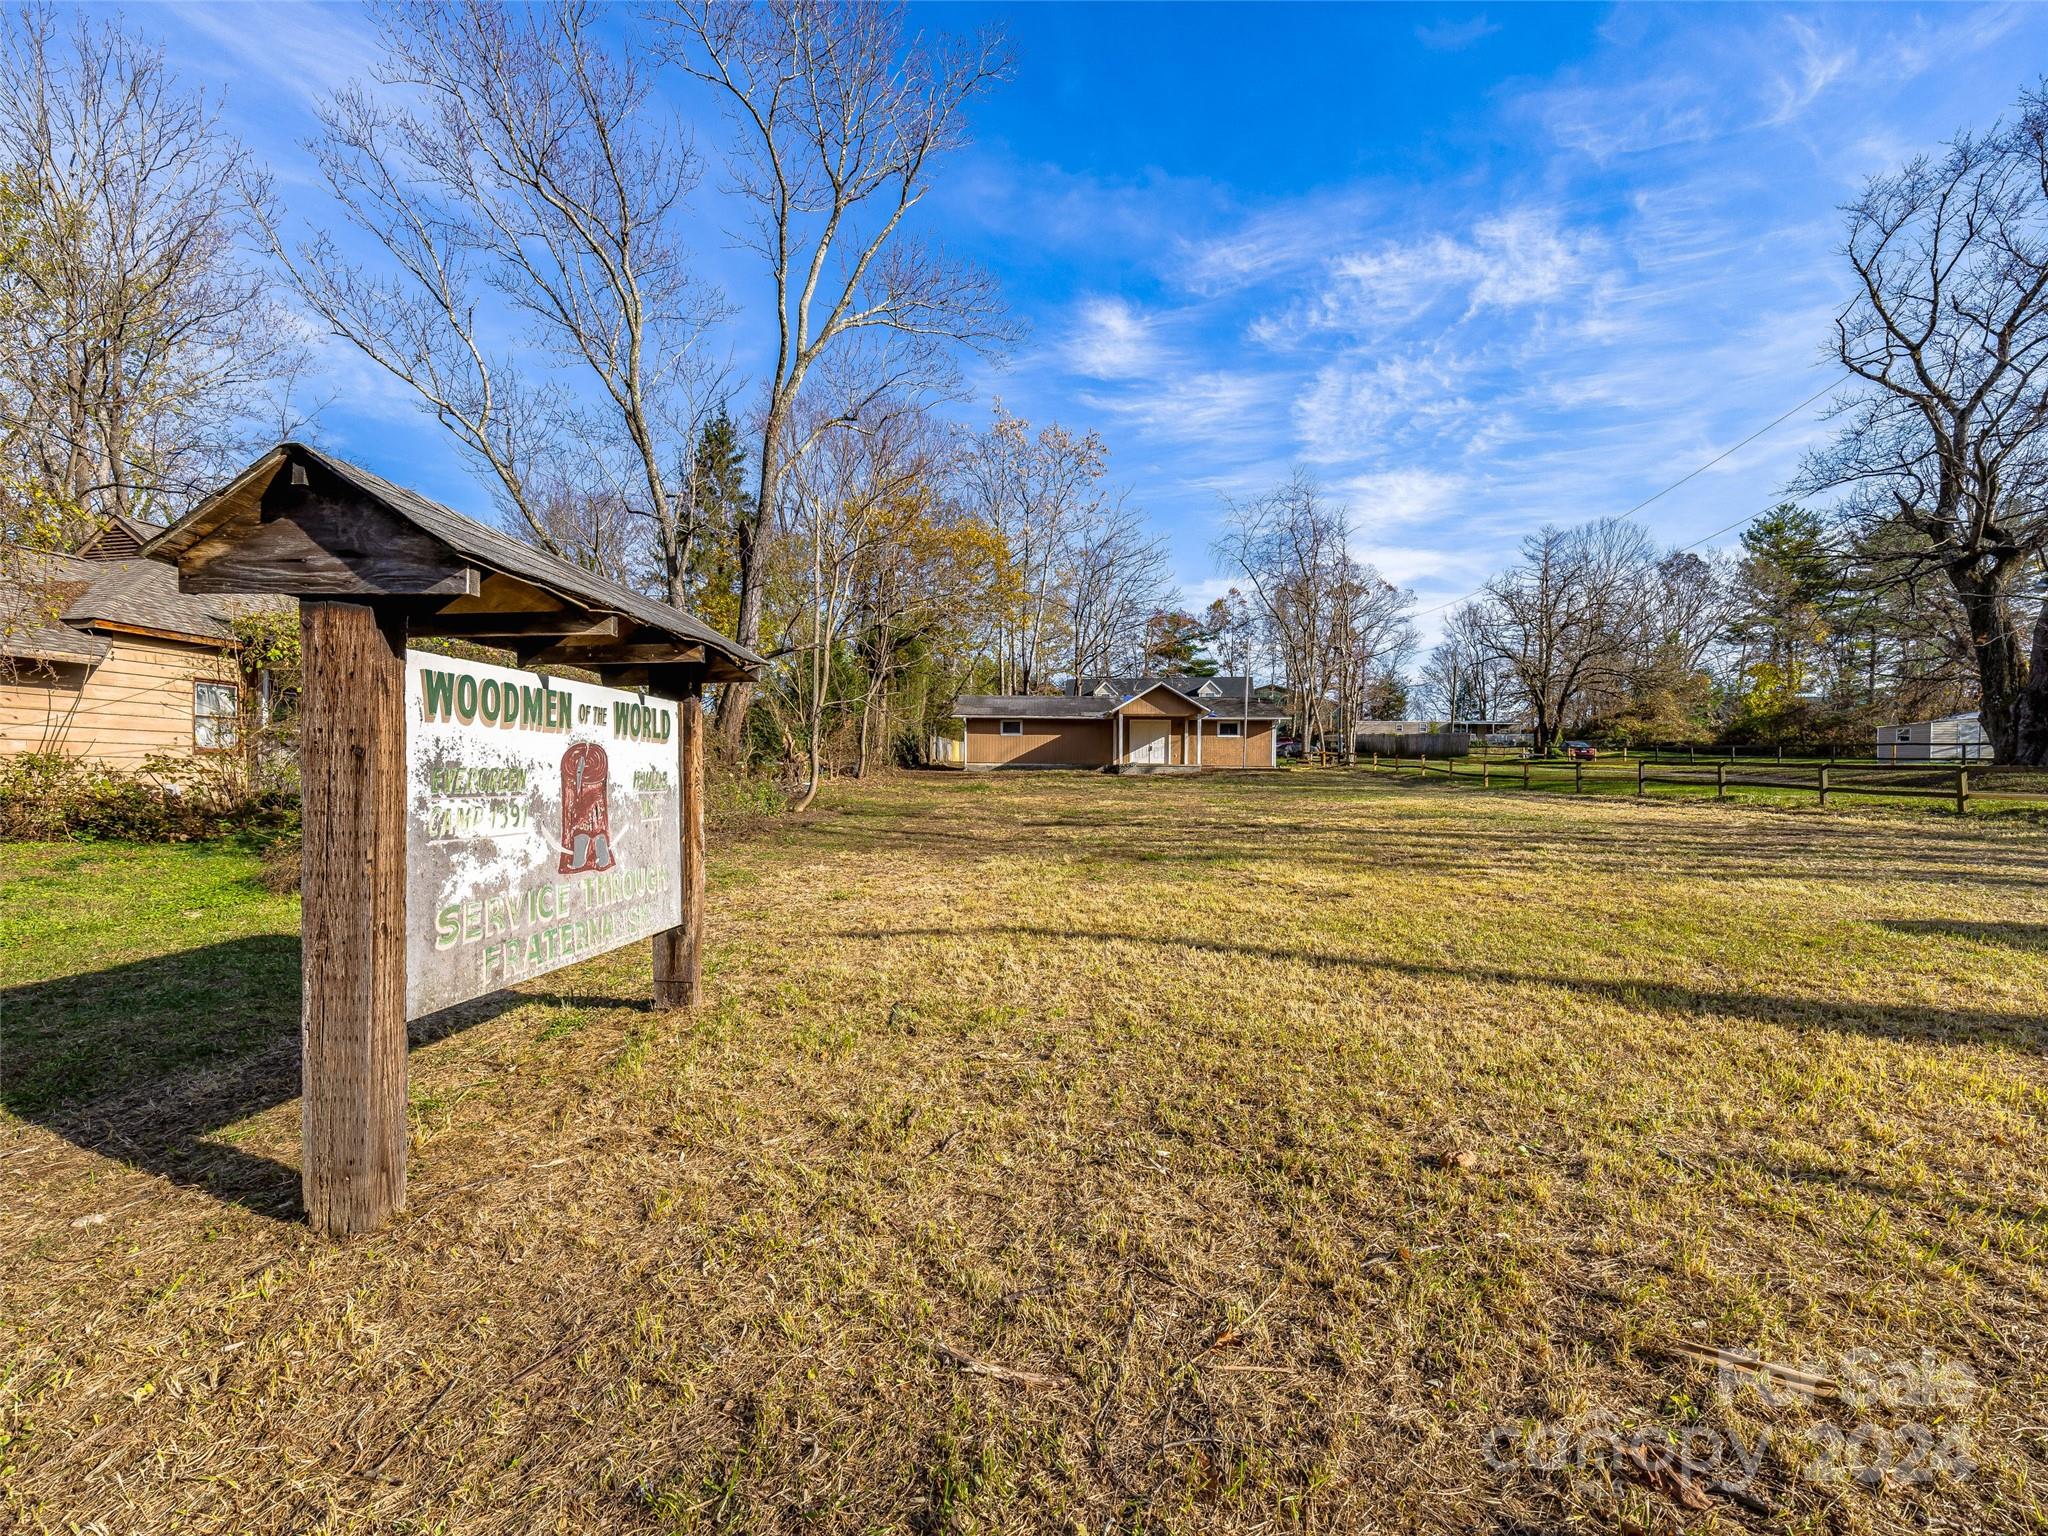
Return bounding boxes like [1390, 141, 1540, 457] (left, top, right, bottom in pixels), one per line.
[1353, 720, 1473, 756]
[938, 674, 1282, 771]
[1875, 712, 1988, 762]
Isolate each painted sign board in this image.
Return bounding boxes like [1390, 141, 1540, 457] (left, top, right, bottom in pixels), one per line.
[404, 650, 681, 1019]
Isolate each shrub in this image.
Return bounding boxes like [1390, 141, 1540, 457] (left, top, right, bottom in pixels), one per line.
[0, 752, 297, 842]
[257, 834, 302, 894]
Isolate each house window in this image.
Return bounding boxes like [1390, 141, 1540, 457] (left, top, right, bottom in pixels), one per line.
[1197, 680, 1220, 697]
[1215, 720, 1242, 738]
[194, 681, 239, 750]
[999, 719, 1023, 736]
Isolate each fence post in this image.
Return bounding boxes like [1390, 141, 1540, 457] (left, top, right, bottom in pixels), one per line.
[1716, 761, 1726, 800]
[1957, 767, 1969, 817]
[1817, 761, 1830, 807]
[1574, 760, 1584, 794]
[1481, 757, 1490, 789]
[1522, 759, 1530, 790]
[1636, 758, 1646, 798]
[1688, 745, 1696, 765]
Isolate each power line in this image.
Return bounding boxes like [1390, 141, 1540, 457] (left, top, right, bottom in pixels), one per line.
[1410, 376, 1841, 621]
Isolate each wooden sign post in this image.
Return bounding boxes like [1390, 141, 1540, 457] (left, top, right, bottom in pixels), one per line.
[299, 600, 409, 1234]
[146, 444, 758, 1237]
[650, 678, 705, 1009]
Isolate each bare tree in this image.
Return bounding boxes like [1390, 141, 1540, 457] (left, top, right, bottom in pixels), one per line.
[1646, 549, 1740, 676]
[1063, 499, 1173, 682]
[843, 429, 992, 773]
[775, 393, 930, 809]
[0, 6, 299, 545]
[1466, 518, 1656, 753]
[1421, 603, 1515, 726]
[1800, 84, 2048, 764]
[1325, 565, 1416, 759]
[956, 405, 1134, 692]
[654, 0, 1014, 740]
[1214, 471, 1354, 754]
[251, 0, 726, 596]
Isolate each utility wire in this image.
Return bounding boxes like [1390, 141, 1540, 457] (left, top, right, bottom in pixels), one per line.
[1410, 376, 1841, 622]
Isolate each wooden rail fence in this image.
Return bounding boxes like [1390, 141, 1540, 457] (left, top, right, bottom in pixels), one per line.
[1359, 749, 2043, 815]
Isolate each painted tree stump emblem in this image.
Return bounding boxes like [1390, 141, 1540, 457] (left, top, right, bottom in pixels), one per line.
[558, 741, 616, 873]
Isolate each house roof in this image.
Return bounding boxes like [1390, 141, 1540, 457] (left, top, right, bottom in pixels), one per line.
[1, 543, 255, 666]
[144, 442, 762, 682]
[953, 694, 1117, 720]
[1076, 672, 1257, 701]
[2, 554, 112, 665]
[60, 556, 238, 643]
[954, 677, 1287, 721]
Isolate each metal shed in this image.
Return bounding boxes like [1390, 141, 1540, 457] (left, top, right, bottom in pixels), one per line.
[1875, 712, 1988, 762]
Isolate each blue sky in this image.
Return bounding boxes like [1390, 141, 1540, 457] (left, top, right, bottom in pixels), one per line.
[150, 1, 2044, 643]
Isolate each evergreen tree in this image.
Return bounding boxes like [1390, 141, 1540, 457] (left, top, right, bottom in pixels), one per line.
[684, 410, 748, 634]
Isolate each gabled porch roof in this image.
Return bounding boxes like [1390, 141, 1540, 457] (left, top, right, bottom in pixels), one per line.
[1109, 679, 1206, 715]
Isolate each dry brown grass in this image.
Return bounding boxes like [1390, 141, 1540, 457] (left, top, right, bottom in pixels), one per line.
[3, 770, 2046, 1534]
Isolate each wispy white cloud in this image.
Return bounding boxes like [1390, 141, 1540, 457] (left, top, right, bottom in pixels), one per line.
[1246, 208, 1604, 353]
[166, 1, 383, 110]
[944, 156, 1224, 263]
[1764, 17, 1855, 127]
[1080, 367, 1286, 449]
[1292, 354, 1473, 463]
[1063, 295, 1164, 380]
[1174, 188, 1381, 296]
[1349, 541, 1489, 589]
[1332, 468, 1469, 531]
[1415, 14, 1501, 52]
[1521, 6, 2023, 166]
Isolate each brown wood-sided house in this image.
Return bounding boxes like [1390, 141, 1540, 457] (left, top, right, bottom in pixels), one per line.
[1, 514, 268, 766]
[944, 674, 1283, 771]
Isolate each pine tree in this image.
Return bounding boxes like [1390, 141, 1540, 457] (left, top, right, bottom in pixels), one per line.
[684, 410, 748, 634]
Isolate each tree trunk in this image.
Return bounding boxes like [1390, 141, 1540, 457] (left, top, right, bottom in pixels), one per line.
[1955, 575, 2031, 763]
[791, 743, 821, 813]
[2014, 598, 2048, 767]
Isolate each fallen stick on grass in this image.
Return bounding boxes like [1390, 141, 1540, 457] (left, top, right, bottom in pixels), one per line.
[934, 1342, 1067, 1390]
[1667, 1340, 1837, 1401]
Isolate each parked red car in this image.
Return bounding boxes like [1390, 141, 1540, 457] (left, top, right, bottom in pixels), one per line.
[1564, 741, 1598, 761]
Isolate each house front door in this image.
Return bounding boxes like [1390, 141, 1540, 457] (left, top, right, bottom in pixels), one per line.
[1127, 718, 1169, 765]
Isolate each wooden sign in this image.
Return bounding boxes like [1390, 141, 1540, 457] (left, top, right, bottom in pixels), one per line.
[405, 651, 682, 1018]
[150, 444, 759, 1236]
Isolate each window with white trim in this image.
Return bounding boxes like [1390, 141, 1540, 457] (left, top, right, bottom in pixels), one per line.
[194, 681, 239, 751]
[999, 719, 1023, 736]
[1197, 680, 1220, 697]
[1215, 720, 1242, 738]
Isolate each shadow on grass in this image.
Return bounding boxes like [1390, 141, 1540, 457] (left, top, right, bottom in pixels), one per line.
[1880, 918, 2048, 951]
[835, 923, 2048, 1052]
[0, 937, 635, 1223]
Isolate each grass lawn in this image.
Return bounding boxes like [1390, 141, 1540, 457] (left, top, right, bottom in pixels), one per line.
[2, 772, 2045, 1533]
